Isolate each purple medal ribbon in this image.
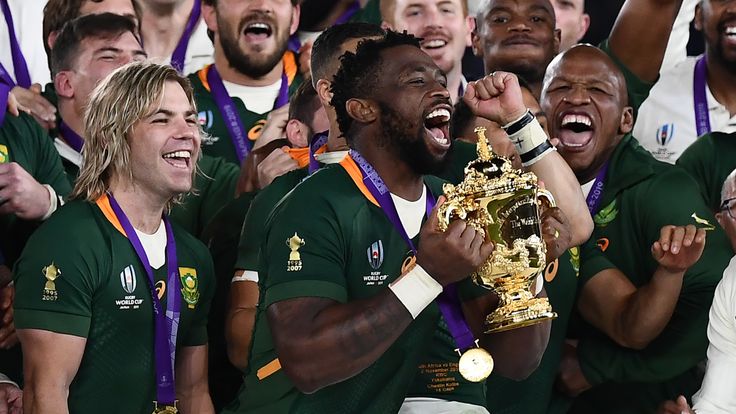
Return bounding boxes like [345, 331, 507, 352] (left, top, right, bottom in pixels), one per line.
[586, 162, 609, 215]
[350, 150, 479, 353]
[693, 56, 712, 137]
[58, 121, 84, 153]
[170, 0, 201, 73]
[308, 130, 328, 174]
[107, 193, 181, 406]
[0, 0, 31, 88]
[206, 65, 290, 163]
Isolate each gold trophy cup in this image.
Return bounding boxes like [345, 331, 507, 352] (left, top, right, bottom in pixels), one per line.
[438, 127, 557, 333]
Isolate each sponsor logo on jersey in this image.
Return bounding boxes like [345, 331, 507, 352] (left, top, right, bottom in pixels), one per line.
[41, 263, 61, 301]
[597, 238, 610, 252]
[593, 200, 618, 227]
[0, 145, 8, 163]
[286, 233, 305, 272]
[656, 123, 675, 146]
[119, 265, 137, 294]
[155, 280, 166, 300]
[544, 258, 559, 282]
[200, 134, 220, 147]
[179, 267, 200, 309]
[367, 240, 384, 270]
[198, 110, 214, 130]
[248, 119, 268, 141]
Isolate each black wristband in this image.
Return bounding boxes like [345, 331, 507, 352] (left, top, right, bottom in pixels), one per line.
[520, 139, 553, 164]
[502, 109, 534, 136]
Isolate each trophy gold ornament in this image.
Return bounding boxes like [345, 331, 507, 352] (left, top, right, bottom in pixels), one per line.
[438, 127, 557, 333]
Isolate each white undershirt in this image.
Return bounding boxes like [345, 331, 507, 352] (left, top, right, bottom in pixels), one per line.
[54, 138, 83, 167]
[391, 185, 427, 239]
[222, 78, 282, 115]
[135, 220, 167, 269]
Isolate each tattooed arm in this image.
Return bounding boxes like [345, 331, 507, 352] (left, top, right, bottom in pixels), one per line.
[267, 292, 413, 393]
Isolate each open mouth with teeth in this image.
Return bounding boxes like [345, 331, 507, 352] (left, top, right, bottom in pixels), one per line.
[424, 107, 452, 148]
[422, 38, 448, 50]
[558, 113, 594, 150]
[162, 150, 192, 169]
[243, 22, 273, 41]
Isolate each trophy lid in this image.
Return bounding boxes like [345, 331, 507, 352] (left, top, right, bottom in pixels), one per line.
[466, 127, 514, 179]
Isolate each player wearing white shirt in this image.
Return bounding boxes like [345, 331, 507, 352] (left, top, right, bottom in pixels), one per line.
[0, 0, 50, 87]
[634, 0, 736, 164]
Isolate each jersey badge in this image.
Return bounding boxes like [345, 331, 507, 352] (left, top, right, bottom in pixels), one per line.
[179, 267, 200, 309]
[569, 247, 580, 277]
[656, 123, 675, 146]
[41, 262, 61, 301]
[286, 233, 305, 272]
[691, 212, 716, 231]
[198, 110, 214, 130]
[597, 238, 610, 252]
[367, 240, 384, 270]
[119, 265, 137, 294]
[593, 200, 618, 227]
[0, 145, 7, 163]
[248, 119, 268, 141]
[200, 133, 220, 146]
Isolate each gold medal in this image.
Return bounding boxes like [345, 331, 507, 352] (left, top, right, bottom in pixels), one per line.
[153, 402, 178, 414]
[458, 347, 494, 382]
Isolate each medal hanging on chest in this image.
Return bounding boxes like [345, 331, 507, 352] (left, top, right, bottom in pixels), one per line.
[348, 150, 493, 382]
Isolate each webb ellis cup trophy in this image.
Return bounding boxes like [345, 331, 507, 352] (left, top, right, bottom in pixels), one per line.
[438, 127, 557, 333]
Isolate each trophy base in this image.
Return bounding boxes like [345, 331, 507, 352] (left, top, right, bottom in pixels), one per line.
[484, 297, 557, 334]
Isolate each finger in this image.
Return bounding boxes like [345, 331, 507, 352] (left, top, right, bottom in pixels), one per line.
[424, 196, 444, 232]
[479, 238, 495, 260]
[676, 395, 691, 410]
[472, 79, 494, 100]
[491, 72, 507, 92]
[550, 137, 561, 147]
[651, 241, 664, 260]
[659, 225, 674, 252]
[682, 224, 697, 247]
[695, 227, 707, 245]
[670, 226, 686, 254]
[446, 218, 468, 240]
[469, 227, 486, 253]
[458, 224, 478, 249]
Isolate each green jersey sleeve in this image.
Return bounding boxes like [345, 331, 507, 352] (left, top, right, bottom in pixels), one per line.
[578, 238, 616, 287]
[13, 205, 104, 337]
[261, 189, 348, 307]
[677, 132, 736, 212]
[578, 170, 733, 385]
[235, 168, 307, 272]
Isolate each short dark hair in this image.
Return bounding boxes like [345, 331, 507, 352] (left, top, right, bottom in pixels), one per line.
[288, 81, 321, 129]
[43, 0, 141, 57]
[50, 13, 139, 76]
[310, 22, 386, 84]
[330, 30, 421, 140]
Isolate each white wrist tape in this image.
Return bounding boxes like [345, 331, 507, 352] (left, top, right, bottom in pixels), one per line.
[41, 184, 58, 220]
[508, 119, 555, 167]
[389, 264, 443, 319]
[232, 270, 259, 283]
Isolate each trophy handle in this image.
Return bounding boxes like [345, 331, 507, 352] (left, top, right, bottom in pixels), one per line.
[537, 189, 556, 209]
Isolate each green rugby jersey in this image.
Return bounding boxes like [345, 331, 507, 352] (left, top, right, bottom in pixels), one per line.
[0, 112, 71, 264]
[677, 131, 736, 212]
[570, 134, 733, 414]
[484, 248, 591, 414]
[189, 54, 302, 166]
[13, 198, 215, 414]
[235, 167, 308, 273]
[224, 161, 451, 414]
[169, 154, 239, 238]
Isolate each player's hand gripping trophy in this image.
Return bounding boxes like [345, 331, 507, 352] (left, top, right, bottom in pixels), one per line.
[443, 72, 557, 333]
